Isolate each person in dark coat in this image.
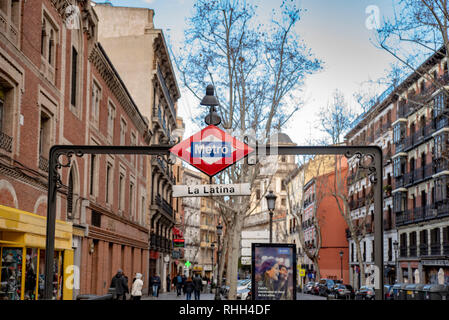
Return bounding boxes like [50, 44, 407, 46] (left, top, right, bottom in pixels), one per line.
[110, 269, 128, 300]
[182, 274, 187, 295]
[123, 274, 129, 300]
[184, 277, 194, 300]
[151, 274, 161, 297]
[174, 273, 183, 296]
[193, 274, 203, 300]
[166, 275, 171, 292]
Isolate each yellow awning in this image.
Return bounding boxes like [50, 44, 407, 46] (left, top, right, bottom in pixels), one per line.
[0, 204, 72, 249]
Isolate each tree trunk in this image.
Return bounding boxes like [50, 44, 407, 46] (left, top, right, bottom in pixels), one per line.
[226, 212, 244, 300]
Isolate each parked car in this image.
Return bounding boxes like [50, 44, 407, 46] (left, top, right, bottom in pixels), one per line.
[384, 284, 394, 300]
[355, 286, 375, 300]
[331, 284, 355, 299]
[318, 278, 335, 297]
[304, 281, 315, 294]
[236, 279, 251, 300]
[311, 282, 320, 295]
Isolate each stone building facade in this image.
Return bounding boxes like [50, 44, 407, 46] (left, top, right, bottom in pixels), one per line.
[93, 3, 183, 292]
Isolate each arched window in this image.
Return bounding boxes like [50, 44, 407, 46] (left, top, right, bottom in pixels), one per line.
[67, 168, 74, 218]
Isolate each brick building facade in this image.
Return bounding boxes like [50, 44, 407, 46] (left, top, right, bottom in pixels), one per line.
[0, 0, 152, 299]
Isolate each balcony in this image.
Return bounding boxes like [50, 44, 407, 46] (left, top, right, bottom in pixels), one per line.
[39, 155, 49, 172]
[434, 116, 449, 131]
[155, 194, 173, 217]
[409, 245, 417, 257]
[152, 157, 175, 184]
[156, 63, 176, 121]
[434, 159, 449, 175]
[399, 246, 407, 258]
[443, 243, 449, 255]
[394, 175, 405, 189]
[395, 138, 405, 153]
[0, 131, 12, 152]
[436, 199, 449, 218]
[419, 243, 428, 256]
[382, 121, 391, 131]
[430, 243, 441, 256]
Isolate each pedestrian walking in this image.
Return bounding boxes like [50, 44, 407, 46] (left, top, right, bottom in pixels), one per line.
[131, 273, 143, 301]
[193, 274, 203, 300]
[166, 275, 171, 293]
[184, 277, 194, 300]
[182, 274, 187, 295]
[174, 273, 183, 296]
[110, 269, 128, 300]
[151, 274, 161, 297]
[123, 274, 129, 300]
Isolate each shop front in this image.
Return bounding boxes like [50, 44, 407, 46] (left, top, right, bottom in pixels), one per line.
[422, 259, 449, 284]
[0, 205, 73, 300]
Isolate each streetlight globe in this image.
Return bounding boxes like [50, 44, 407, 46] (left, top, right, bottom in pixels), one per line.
[216, 224, 223, 236]
[265, 190, 277, 211]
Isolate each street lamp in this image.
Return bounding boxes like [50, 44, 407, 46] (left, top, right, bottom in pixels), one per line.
[211, 242, 215, 293]
[393, 240, 399, 283]
[339, 250, 344, 281]
[200, 84, 221, 126]
[265, 190, 277, 243]
[215, 223, 223, 300]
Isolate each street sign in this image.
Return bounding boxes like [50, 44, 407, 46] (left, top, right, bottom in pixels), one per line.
[169, 125, 254, 176]
[173, 239, 185, 247]
[299, 269, 305, 277]
[172, 183, 251, 197]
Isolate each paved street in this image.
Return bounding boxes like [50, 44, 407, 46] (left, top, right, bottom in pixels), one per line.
[141, 291, 326, 300]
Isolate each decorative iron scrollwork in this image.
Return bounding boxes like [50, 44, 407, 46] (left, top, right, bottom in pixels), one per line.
[344, 150, 378, 184]
[52, 150, 85, 189]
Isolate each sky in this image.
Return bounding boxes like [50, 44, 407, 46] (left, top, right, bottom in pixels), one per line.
[102, 0, 399, 145]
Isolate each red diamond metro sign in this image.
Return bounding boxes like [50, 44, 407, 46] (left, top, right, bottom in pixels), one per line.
[169, 125, 254, 177]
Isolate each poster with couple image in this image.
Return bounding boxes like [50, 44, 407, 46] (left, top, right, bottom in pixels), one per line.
[251, 243, 296, 300]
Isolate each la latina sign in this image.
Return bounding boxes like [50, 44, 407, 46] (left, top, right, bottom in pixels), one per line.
[173, 183, 251, 197]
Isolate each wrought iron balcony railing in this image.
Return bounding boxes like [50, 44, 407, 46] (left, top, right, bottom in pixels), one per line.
[0, 131, 12, 152]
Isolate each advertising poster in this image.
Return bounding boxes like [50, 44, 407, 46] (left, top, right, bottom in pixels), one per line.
[251, 243, 296, 300]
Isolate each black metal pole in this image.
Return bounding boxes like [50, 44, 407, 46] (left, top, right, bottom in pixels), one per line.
[44, 145, 173, 300]
[215, 234, 221, 300]
[340, 256, 343, 281]
[269, 210, 273, 243]
[211, 249, 214, 293]
[43, 148, 58, 300]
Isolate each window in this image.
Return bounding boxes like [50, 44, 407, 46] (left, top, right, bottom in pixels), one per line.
[39, 112, 51, 159]
[107, 103, 115, 138]
[393, 123, 405, 143]
[67, 168, 74, 218]
[119, 173, 125, 211]
[0, 93, 3, 133]
[256, 189, 260, 200]
[120, 118, 127, 146]
[90, 154, 96, 196]
[141, 196, 145, 225]
[71, 47, 78, 107]
[106, 162, 112, 204]
[393, 157, 406, 177]
[281, 198, 286, 207]
[434, 93, 445, 117]
[91, 81, 101, 124]
[91, 211, 101, 227]
[129, 181, 135, 221]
